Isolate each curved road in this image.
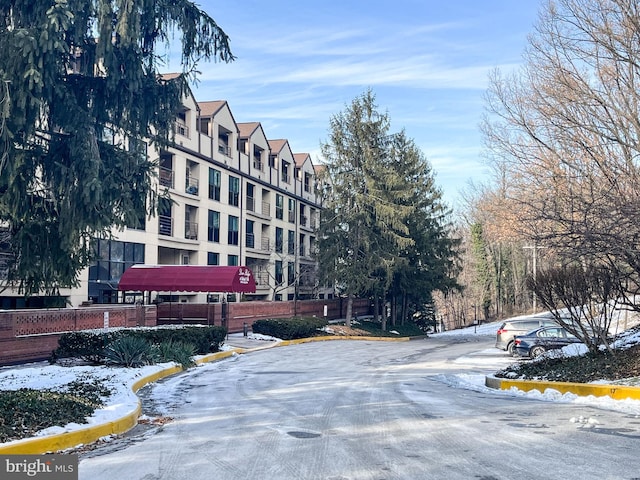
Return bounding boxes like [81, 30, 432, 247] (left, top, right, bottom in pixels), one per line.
[79, 335, 639, 479]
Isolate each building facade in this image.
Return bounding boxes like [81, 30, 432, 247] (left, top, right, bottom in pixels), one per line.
[0, 87, 326, 308]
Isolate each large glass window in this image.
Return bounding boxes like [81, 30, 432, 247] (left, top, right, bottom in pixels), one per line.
[208, 210, 220, 243]
[207, 252, 219, 265]
[209, 168, 221, 201]
[275, 194, 283, 220]
[229, 176, 240, 206]
[246, 220, 255, 248]
[288, 230, 295, 255]
[275, 227, 283, 253]
[228, 255, 239, 266]
[228, 215, 239, 245]
[275, 260, 283, 285]
[88, 239, 144, 304]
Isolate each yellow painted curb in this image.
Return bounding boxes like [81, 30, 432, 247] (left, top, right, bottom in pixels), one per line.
[485, 376, 640, 401]
[0, 364, 183, 455]
[0, 334, 417, 454]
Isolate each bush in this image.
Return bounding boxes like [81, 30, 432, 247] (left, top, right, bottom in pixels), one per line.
[153, 340, 197, 368]
[0, 386, 105, 443]
[252, 317, 328, 340]
[53, 326, 227, 364]
[53, 331, 126, 364]
[104, 336, 154, 367]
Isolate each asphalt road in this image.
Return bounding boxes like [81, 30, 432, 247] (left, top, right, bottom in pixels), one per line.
[79, 334, 640, 480]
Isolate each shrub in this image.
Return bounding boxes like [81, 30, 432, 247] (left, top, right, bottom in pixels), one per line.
[152, 340, 197, 368]
[103, 336, 154, 367]
[53, 326, 227, 364]
[0, 386, 104, 443]
[252, 317, 328, 340]
[54, 331, 125, 364]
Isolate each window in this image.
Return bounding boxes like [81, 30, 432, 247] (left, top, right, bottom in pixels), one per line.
[287, 261, 295, 286]
[229, 176, 240, 206]
[208, 210, 220, 242]
[276, 194, 283, 220]
[228, 255, 239, 266]
[275, 227, 283, 253]
[88, 240, 144, 304]
[275, 260, 283, 285]
[228, 215, 239, 245]
[281, 161, 290, 183]
[246, 183, 255, 212]
[288, 230, 295, 255]
[209, 168, 221, 201]
[207, 252, 219, 265]
[288, 198, 296, 223]
[246, 220, 255, 248]
[304, 172, 312, 192]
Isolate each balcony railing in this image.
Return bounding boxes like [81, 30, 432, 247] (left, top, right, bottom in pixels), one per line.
[254, 271, 269, 287]
[262, 201, 271, 217]
[159, 215, 173, 236]
[300, 215, 308, 227]
[261, 238, 270, 251]
[246, 196, 255, 212]
[281, 173, 290, 183]
[159, 167, 174, 189]
[288, 211, 295, 223]
[185, 221, 198, 240]
[218, 144, 231, 156]
[174, 121, 189, 138]
[253, 158, 263, 170]
[246, 232, 255, 248]
[185, 177, 199, 195]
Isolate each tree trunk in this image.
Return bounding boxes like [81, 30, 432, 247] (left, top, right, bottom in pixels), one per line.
[345, 293, 353, 327]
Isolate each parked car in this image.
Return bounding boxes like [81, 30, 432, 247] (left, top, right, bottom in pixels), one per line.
[495, 317, 558, 355]
[513, 326, 584, 358]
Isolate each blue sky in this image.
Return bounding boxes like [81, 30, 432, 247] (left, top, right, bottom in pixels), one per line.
[176, 1, 542, 208]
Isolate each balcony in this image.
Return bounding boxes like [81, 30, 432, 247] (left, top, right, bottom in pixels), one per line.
[174, 121, 189, 138]
[185, 221, 198, 240]
[159, 215, 173, 237]
[185, 177, 199, 196]
[159, 167, 174, 189]
[218, 144, 231, 157]
[246, 232, 255, 249]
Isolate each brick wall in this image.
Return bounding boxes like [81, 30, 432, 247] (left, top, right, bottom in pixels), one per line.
[0, 305, 156, 366]
[0, 299, 373, 366]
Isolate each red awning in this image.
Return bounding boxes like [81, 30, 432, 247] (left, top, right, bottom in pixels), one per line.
[118, 265, 256, 293]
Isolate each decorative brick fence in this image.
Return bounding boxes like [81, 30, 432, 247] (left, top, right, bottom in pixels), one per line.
[0, 305, 156, 366]
[0, 298, 372, 366]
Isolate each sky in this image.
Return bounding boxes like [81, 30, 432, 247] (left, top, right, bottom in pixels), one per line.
[170, 1, 544, 209]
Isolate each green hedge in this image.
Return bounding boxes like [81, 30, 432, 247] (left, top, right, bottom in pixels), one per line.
[53, 326, 227, 364]
[251, 317, 328, 340]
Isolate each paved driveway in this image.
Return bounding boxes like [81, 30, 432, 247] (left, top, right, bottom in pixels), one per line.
[79, 335, 640, 479]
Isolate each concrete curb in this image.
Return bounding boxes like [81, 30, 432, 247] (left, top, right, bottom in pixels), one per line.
[485, 376, 640, 400]
[0, 335, 415, 454]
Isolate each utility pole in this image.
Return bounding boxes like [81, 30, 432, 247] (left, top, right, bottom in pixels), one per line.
[523, 244, 544, 312]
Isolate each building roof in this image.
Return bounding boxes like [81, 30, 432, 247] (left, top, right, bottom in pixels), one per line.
[197, 100, 227, 117]
[237, 122, 261, 138]
[293, 153, 311, 168]
[118, 265, 256, 293]
[268, 139, 288, 154]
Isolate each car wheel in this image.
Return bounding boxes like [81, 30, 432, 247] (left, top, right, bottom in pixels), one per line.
[530, 346, 546, 358]
[507, 342, 516, 356]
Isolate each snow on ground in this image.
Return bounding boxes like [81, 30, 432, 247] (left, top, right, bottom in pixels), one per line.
[1, 316, 640, 444]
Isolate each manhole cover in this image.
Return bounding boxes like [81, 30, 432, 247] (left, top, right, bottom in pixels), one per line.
[287, 431, 321, 439]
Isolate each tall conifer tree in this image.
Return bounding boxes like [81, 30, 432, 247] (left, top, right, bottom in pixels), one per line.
[0, 0, 233, 295]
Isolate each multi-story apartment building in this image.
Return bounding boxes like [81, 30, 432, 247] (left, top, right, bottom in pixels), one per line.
[0, 86, 325, 308]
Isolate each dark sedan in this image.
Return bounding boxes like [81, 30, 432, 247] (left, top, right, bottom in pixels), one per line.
[513, 326, 584, 358]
